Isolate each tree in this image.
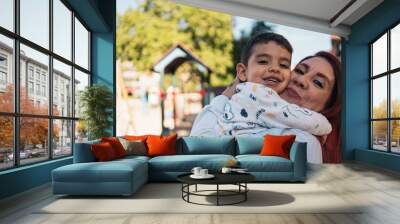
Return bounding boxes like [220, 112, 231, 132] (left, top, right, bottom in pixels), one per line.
[372, 99, 400, 142]
[0, 85, 58, 150]
[117, 0, 234, 86]
[232, 20, 274, 73]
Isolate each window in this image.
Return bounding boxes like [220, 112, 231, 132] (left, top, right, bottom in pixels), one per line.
[0, 0, 14, 32]
[35, 70, 41, 81]
[371, 23, 400, 154]
[41, 73, 46, 83]
[0, 34, 13, 113]
[20, 0, 49, 49]
[0, 116, 13, 170]
[53, 59, 72, 116]
[0, 55, 7, 67]
[0, 71, 7, 87]
[53, 119, 72, 158]
[28, 67, 34, 80]
[0, 54, 7, 86]
[28, 81, 34, 94]
[36, 83, 40, 95]
[74, 69, 89, 142]
[0, 0, 91, 170]
[42, 85, 46, 97]
[53, 0, 72, 60]
[75, 17, 89, 70]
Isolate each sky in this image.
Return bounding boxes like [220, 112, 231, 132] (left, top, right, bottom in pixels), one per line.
[0, 0, 89, 71]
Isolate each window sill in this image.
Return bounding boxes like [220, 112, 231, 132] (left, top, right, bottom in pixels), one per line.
[0, 156, 72, 175]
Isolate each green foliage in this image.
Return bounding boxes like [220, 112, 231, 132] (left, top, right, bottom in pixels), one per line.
[117, 0, 234, 86]
[372, 99, 400, 140]
[79, 84, 114, 140]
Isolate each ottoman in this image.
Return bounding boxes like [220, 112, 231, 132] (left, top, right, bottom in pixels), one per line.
[52, 157, 148, 196]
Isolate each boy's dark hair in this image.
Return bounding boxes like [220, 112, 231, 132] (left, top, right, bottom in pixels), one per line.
[240, 32, 293, 66]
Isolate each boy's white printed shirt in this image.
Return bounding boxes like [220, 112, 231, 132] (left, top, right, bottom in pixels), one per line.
[189, 91, 324, 164]
[215, 82, 332, 136]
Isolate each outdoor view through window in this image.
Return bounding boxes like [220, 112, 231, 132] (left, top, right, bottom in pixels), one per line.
[0, 0, 90, 170]
[371, 24, 400, 153]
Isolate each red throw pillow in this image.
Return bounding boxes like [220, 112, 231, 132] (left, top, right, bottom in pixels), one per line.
[146, 134, 177, 157]
[91, 142, 117, 161]
[259, 134, 296, 159]
[101, 137, 127, 158]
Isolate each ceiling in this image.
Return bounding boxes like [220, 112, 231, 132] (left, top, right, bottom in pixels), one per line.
[171, 0, 384, 37]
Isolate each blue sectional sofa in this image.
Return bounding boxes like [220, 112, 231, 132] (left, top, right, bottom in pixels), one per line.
[52, 136, 307, 196]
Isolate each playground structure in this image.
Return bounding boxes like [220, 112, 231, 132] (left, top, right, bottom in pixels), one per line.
[152, 44, 213, 135]
[116, 44, 212, 136]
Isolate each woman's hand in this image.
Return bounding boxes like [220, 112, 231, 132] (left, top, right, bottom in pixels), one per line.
[222, 77, 240, 99]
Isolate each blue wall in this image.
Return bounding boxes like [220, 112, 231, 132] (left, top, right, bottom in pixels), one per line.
[0, 0, 116, 200]
[344, 0, 400, 170]
[0, 158, 72, 199]
[91, 0, 116, 135]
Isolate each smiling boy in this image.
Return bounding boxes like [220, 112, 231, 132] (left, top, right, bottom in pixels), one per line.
[192, 32, 332, 137]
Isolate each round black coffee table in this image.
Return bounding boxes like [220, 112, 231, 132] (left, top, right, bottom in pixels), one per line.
[177, 173, 255, 206]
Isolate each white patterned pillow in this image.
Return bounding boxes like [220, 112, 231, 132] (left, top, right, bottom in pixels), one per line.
[118, 137, 147, 156]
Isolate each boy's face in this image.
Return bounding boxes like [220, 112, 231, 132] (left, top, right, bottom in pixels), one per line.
[237, 41, 292, 94]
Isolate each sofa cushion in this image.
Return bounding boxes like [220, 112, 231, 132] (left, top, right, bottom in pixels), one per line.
[118, 138, 147, 156]
[114, 155, 150, 164]
[236, 155, 293, 172]
[91, 142, 118, 161]
[178, 136, 235, 155]
[53, 159, 147, 183]
[73, 139, 100, 163]
[101, 137, 127, 158]
[260, 134, 296, 159]
[147, 134, 177, 157]
[148, 154, 235, 172]
[235, 136, 263, 155]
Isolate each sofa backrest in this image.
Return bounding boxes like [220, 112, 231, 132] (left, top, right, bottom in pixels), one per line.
[235, 136, 263, 155]
[73, 136, 303, 161]
[73, 139, 100, 163]
[177, 136, 236, 155]
[235, 136, 303, 156]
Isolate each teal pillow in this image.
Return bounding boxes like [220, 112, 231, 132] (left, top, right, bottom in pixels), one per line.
[179, 136, 235, 155]
[236, 136, 264, 155]
[73, 139, 100, 163]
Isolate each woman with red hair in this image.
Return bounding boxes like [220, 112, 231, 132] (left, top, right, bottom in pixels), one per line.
[191, 51, 342, 163]
[280, 51, 342, 163]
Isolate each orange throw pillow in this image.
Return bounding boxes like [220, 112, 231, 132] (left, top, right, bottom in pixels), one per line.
[124, 135, 150, 141]
[146, 134, 177, 157]
[91, 142, 117, 161]
[101, 137, 127, 158]
[259, 134, 296, 159]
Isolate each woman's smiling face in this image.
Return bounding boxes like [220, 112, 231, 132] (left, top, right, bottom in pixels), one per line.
[280, 56, 336, 112]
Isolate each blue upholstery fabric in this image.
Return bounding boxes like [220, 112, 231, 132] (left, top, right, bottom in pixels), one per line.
[73, 140, 100, 163]
[289, 142, 307, 181]
[177, 136, 235, 155]
[116, 155, 150, 163]
[236, 155, 293, 172]
[149, 154, 235, 173]
[236, 136, 264, 155]
[52, 158, 148, 195]
[53, 137, 307, 196]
